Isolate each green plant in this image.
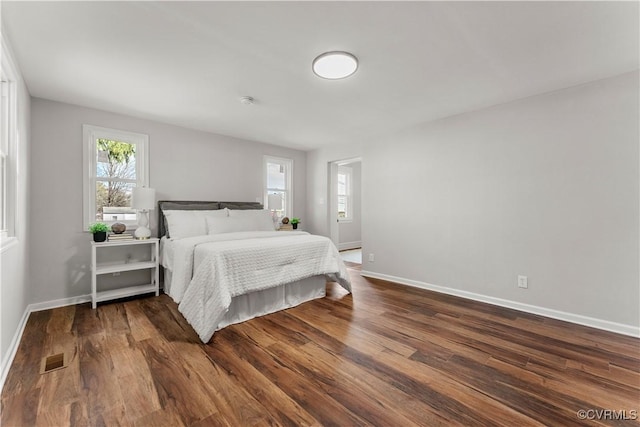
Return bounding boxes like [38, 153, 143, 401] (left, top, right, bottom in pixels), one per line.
[88, 222, 109, 233]
[290, 217, 301, 225]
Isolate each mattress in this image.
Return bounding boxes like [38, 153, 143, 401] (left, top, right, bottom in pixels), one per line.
[160, 235, 337, 339]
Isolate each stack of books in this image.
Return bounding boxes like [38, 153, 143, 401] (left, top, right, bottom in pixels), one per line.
[108, 232, 134, 241]
[278, 224, 293, 231]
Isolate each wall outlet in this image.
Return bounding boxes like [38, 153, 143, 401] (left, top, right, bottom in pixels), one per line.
[518, 275, 528, 289]
[368, 253, 375, 262]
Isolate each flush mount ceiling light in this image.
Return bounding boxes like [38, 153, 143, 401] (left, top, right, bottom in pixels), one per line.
[312, 51, 358, 80]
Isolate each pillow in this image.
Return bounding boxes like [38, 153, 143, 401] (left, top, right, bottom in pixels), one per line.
[164, 209, 228, 239]
[205, 216, 258, 234]
[228, 209, 275, 231]
[159, 202, 221, 235]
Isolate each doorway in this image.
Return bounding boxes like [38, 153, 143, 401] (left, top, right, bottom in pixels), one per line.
[328, 157, 362, 264]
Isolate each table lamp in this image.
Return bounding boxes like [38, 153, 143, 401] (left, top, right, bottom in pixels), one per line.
[131, 187, 155, 239]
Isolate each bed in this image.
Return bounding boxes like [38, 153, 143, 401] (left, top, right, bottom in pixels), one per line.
[158, 200, 351, 342]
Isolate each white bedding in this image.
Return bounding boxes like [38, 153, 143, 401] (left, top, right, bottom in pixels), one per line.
[162, 231, 351, 342]
[162, 231, 310, 302]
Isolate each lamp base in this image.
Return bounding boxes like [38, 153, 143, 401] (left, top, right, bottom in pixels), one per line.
[134, 226, 151, 240]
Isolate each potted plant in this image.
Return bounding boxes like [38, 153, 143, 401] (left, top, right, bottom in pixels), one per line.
[290, 217, 301, 230]
[88, 222, 109, 242]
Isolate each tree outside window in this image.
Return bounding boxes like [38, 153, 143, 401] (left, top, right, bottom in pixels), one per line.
[83, 125, 149, 230]
[95, 139, 137, 222]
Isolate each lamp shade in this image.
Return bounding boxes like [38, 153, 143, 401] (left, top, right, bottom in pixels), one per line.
[131, 187, 156, 210]
[268, 193, 283, 211]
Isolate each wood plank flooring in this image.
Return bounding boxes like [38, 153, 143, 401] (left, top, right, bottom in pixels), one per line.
[2, 264, 639, 426]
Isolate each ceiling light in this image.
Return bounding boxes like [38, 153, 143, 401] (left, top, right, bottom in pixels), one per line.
[239, 96, 254, 105]
[312, 51, 358, 80]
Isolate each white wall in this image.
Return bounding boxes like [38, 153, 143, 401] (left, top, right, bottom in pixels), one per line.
[0, 35, 31, 376]
[29, 98, 307, 303]
[361, 72, 639, 330]
[338, 161, 362, 250]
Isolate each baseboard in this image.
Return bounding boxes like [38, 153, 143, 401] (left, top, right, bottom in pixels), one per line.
[3, 274, 637, 391]
[0, 305, 30, 391]
[360, 270, 640, 338]
[338, 241, 362, 251]
[28, 294, 91, 313]
[0, 294, 91, 392]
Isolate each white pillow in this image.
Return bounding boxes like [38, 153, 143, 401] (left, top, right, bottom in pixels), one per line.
[227, 209, 275, 231]
[164, 209, 228, 239]
[205, 216, 254, 234]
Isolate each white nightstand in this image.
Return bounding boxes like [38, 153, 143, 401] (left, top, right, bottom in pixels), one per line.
[90, 238, 159, 309]
[278, 225, 301, 231]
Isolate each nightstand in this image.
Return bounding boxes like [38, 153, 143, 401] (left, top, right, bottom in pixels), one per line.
[90, 238, 159, 309]
[278, 225, 300, 231]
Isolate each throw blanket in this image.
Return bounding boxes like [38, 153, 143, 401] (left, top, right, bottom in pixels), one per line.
[178, 234, 351, 343]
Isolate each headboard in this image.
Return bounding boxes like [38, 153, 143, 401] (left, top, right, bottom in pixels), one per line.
[157, 200, 263, 237]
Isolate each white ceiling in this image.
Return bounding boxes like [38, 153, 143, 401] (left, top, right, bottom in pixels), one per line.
[2, 1, 638, 151]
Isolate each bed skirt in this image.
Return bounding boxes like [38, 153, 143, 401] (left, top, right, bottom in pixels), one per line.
[164, 269, 327, 331]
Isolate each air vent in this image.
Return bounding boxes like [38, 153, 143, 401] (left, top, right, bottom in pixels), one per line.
[40, 352, 68, 374]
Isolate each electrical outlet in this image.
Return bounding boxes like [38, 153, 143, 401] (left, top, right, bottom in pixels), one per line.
[368, 253, 375, 262]
[518, 275, 528, 289]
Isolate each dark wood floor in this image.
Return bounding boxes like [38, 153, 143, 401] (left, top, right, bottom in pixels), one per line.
[2, 264, 639, 426]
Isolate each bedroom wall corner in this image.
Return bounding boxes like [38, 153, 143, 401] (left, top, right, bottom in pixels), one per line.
[0, 30, 32, 388]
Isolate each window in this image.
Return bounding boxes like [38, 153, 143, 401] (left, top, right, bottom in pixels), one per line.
[83, 125, 149, 230]
[264, 156, 292, 218]
[0, 79, 10, 239]
[337, 166, 352, 221]
[1, 39, 18, 244]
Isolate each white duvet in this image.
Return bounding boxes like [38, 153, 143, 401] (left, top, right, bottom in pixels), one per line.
[163, 231, 309, 302]
[162, 231, 351, 342]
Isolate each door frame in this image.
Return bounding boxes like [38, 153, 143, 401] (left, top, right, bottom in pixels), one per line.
[328, 157, 362, 246]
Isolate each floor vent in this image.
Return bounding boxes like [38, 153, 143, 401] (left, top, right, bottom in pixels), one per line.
[40, 353, 68, 374]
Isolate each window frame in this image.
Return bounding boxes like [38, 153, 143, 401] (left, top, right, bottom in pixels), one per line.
[82, 125, 149, 231]
[263, 155, 293, 218]
[337, 165, 353, 222]
[1, 36, 18, 247]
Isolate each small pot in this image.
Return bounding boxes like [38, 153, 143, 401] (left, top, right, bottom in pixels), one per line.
[93, 231, 107, 242]
[292, 223, 298, 230]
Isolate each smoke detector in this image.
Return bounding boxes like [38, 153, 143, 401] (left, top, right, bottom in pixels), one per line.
[239, 96, 255, 105]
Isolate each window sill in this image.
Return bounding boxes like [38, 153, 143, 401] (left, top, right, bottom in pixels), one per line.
[1, 236, 18, 254]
